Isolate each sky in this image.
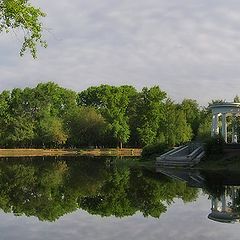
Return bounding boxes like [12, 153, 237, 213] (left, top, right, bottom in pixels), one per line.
[1, 0, 240, 106]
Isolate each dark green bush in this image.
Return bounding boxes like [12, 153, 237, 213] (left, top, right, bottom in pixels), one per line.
[141, 143, 171, 157]
[204, 135, 225, 157]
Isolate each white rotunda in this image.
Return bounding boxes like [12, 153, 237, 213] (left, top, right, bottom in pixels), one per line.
[209, 102, 240, 143]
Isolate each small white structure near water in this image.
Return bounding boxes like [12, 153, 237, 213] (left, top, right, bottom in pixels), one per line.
[210, 102, 240, 143]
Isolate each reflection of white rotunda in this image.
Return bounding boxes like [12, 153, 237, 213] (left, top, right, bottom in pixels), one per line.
[210, 102, 240, 143]
[208, 186, 240, 223]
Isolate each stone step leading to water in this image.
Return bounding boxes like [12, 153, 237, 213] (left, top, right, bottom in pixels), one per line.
[156, 143, 205, 167]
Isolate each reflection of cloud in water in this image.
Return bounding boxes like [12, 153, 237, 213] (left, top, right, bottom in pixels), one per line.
[0, 195, 240, 240]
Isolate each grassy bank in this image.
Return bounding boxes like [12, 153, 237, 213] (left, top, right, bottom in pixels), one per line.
[195, 158, 240, 171]
[194, 150, 240, 171]
[0, 148, 142, 157]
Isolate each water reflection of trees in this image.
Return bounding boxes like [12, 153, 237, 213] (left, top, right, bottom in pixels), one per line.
[0, 157, 198, 221]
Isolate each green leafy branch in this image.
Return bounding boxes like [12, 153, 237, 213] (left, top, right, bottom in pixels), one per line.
[0, 0, 47, 58]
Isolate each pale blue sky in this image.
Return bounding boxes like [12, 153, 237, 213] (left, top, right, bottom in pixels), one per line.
[1, 0, 240, 105]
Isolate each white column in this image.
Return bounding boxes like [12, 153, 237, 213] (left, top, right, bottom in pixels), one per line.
[232, 114, 237, 143]
[232, 115, 235, 143]
[222, 113, 227, 143]
[211, 115, 215, 137]
[211, 113, 219, 137]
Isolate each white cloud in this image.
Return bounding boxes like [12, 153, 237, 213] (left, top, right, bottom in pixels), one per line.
[1, 0, 240, 105]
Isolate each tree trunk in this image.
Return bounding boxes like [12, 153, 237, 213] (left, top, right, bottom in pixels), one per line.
[119, 141, 122, 149]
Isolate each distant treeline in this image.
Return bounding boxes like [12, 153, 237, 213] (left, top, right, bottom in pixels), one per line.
[0, 82, 212, 148]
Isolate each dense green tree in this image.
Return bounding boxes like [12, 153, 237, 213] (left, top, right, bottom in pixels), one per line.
[0, 91, 10, 116]
[180, 99, 200, 138]
[0, 82, 79, 148]
[6, 115, 35, 147]
[4, 88, 36, 147]
[175, 110, 193, 144]
[33, 82, 77, 118]
[0, 91, 11, 145]
[78, 85, 137, 148]
[38, 115, 68, 147]
[161, 99, 192, 147]
[135, 86, 167, 146]
[198, 108, 212, 140]
[0, 0, 47, 58]
[66, 107, 107, 147]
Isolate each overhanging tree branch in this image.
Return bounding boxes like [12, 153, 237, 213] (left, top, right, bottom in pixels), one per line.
[0, 0, 47, 58]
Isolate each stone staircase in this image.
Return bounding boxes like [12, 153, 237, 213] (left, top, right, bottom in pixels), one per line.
[156, 143, 205, 168]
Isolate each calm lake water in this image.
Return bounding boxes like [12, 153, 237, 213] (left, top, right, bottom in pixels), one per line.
[0, 155, 239, 240]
